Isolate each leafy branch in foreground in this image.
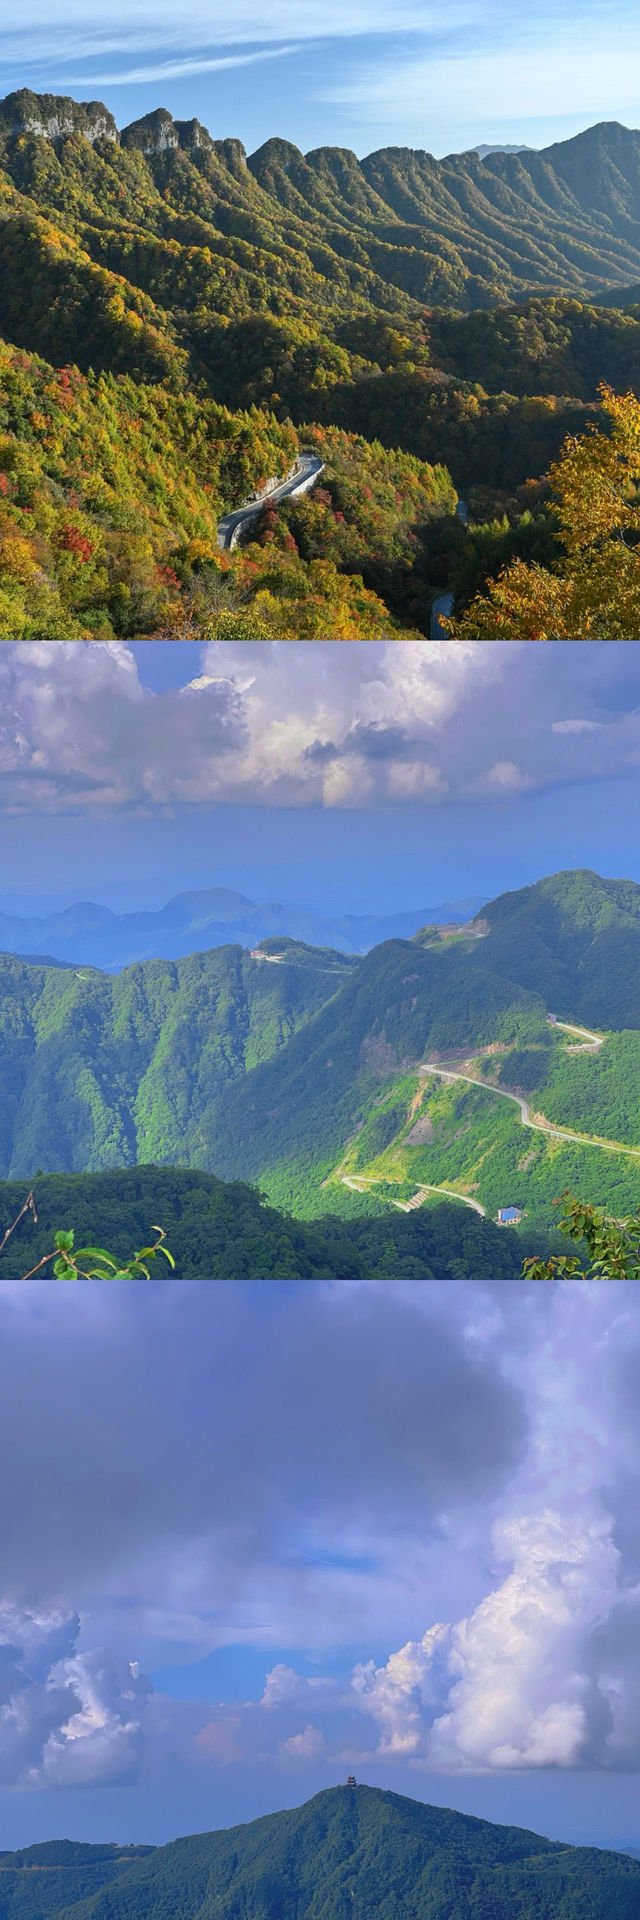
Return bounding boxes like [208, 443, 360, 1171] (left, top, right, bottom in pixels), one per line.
[20, 1226, 176, 1280]
[523, 1191, 640, 1279]
[0, 1190, 175, 1278]
[447, 387, 640, 638]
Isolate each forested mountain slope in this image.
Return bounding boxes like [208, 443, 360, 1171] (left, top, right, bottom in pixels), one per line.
[4, 93, 640, 634]
[181, 870, 640, 1188]
[0, 940, 354, 1179]
[2, 871, 640, 1236]
[4, 94, 640, 333]
[479, 867, 640, 1025]
[0, 1787, 637, 1920]
[0, 338, 449, 638]
[0, 1844, 153, 1920]
[0, 1166, 531, 1279]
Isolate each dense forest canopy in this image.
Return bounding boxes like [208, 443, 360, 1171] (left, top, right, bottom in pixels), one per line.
[0, 1165, 533, 1279]
[2, 92, 640, 635]
[0, 1787, 637, 1920]
[2, 869, 640, 1238]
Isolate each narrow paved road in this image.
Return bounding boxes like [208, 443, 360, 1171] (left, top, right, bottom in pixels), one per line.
[217, 452, 324, 550]
[547, 1015, 604, 1050]
[419, 1062, 640, 1158]
[341, 1174, 485, 1215]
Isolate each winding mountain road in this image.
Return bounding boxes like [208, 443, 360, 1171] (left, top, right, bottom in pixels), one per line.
[419, 1049, 640, 1159]
[341, 1174, 486, 1216]
[335, 1015, 625, 1220]
[217, 452, 324, 550]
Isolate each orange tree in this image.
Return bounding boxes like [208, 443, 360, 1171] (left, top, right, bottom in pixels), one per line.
[447, 388, 640, 638]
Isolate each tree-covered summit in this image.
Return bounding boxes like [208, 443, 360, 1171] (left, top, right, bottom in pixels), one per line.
[0, 1785, 638, 1920]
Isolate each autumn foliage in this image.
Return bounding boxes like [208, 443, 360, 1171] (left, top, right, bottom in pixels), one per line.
[447, 388, 640, 638]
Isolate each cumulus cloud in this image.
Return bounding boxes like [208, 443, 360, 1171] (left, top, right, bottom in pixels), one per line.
[279, 1725, 325, 1761]
[3, 1283, 640, 1787]
[1, 641, 640, 814]
[351, 1505, 625, 1769]
[261, 1665, 303, 1708]
[0, 1608, 151, 1787]
[347, 1285, 640, 1773]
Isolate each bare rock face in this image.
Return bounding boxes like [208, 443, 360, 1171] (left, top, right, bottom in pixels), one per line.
[174, 117, 215, 153]
[0, 89, 117, 143]
[120, 107, 179, 153]
[121, 108, 215, 154]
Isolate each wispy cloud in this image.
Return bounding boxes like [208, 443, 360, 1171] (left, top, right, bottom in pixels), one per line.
[0, 0, 433, 70]
[324, 14, 640, 145]
[53, 44, 302, 86]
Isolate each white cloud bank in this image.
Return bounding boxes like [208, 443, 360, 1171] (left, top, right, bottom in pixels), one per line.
[349, 1284, 640, 1773]
[1, 1283, 640, 1785]
[352, 1507, 625, 1769]
[0, 1609, 151, 1786]
[0, 639, 638, 813]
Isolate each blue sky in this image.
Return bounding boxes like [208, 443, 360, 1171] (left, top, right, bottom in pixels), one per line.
[2, 1281, 640, 1853]
[1, 0, 639, 155]
[1, 639, 640, 916]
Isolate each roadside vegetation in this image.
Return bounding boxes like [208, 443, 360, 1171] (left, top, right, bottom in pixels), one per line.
[3, 100, 640, 636]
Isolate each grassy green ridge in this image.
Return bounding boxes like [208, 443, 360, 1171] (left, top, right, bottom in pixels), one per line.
[173, 870, 640, 1226]
[0, 1786, 638, 1920]
[338, 1050, 640, 1233]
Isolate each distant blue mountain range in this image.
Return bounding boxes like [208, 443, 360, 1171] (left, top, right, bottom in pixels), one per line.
[0, 890, 485, 970]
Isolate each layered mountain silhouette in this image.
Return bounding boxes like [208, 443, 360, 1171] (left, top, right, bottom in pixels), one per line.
[0, 1786, 637, 1919]
[0, 891, 484, 969]
[3, 93, 640, 311]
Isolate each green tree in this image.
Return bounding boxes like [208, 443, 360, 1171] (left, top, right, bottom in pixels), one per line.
[523, 1190, 640, 1278]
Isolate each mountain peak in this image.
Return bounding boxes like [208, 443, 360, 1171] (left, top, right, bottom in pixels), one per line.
[121, 108, 215, 154]
[1, 1783, 636, 1920]
[0, 87, 116, 144]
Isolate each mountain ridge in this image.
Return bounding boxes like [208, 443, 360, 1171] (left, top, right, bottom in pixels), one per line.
[0, 891, 485, 969]
[3, 93, 640, 315]
[5, 94, 640, 636]
[0, 1786, 637, 1920]
[1, 869, 640, 1236]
